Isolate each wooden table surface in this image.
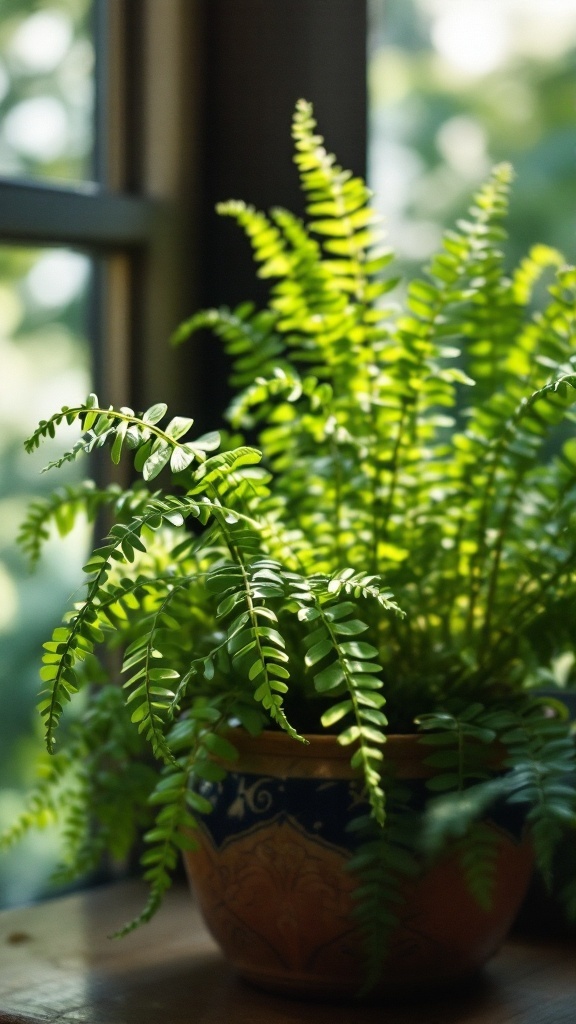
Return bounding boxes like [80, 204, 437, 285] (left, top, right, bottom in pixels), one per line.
[0, 880, 574, 1024]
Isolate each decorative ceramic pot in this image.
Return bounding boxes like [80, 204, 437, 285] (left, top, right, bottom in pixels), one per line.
[182, 731, 533, 997]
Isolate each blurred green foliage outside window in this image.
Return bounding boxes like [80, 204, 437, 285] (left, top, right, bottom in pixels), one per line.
[0, 0, 95, 908]
[0, 0, 94, 183]
[368, 0, 576, 274]
[0, 245, 93, 906]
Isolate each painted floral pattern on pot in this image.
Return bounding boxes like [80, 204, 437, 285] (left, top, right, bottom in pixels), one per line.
[194, 772, 366, 852]
[184, 772, 363, 992]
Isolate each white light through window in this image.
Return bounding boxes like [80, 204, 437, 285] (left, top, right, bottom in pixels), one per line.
[430, 2, 509, 78]
[9, 11, 73, 75]
[26, 250, 91, 308]
[3, 96, 69, 162]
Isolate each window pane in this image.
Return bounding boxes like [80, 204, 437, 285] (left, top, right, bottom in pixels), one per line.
[0, 0, 95, 184]
[0, 244, 93, 907]
[368, 0, 576, 272]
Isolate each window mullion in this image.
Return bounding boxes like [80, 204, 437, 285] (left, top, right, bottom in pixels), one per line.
[0, 179, 160, 249]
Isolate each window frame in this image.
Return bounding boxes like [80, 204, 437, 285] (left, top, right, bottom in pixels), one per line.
[0, 0, 203, 417]
[0, 0, 368, 423]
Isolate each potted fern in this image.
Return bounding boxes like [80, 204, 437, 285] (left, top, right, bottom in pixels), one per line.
[4, 100, 576, 997]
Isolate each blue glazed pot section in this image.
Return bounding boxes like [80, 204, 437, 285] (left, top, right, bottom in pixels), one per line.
[193, 770, 528, 852]
[194, 773, 365, 852]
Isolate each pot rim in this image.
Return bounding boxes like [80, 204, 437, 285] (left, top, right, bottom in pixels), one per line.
[223, 727, 457, 779]
[229, 728, 421, 757]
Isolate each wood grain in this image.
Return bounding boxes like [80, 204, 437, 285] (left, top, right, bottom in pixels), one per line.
[0, 881, 574, 1023]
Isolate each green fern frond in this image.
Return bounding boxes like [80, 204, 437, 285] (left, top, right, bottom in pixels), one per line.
[171, 304, 284, 390]
[38, 496, 217, 753]
[417, 702, 576, 900]
[217, 201, 294, 280]
[289, 571, 403, 824]
[511, 243, 564, 307]
[0, 754, 66, 851]
[292, 99, 380, 265]
[207, 557, 303, 741]
[24, 394, 221, 480]
[454, 821, 502, 912]
[17, 480, 153, 569]
[500, 705, 576, 887]
[416, 704, 499, 793]
[114, 760, 200, 935]
[115, 707, 235, 935]
[347, 800, 421, 994]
